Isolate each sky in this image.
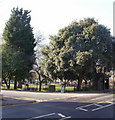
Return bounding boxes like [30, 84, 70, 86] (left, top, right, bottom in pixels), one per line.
[0, 0, 114, 43]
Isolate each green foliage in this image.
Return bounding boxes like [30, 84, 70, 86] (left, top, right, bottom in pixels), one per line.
[2, 45, 25, 79]
[3, 7, 35, 54]
[0, 45, 2, 82]
[112, 37, 115, 69]
[76, 51, 92, 67]
[2, 7, 35, 86]
[40, 18, 112, 91]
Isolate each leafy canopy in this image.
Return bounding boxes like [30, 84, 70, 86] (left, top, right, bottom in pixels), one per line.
[40, 18, 112, 83]
[2, 7, 35, 82]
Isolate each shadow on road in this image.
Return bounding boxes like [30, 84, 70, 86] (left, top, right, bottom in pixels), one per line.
[2, 100, 115, 120]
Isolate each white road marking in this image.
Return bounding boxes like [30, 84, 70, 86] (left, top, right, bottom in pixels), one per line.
[58, 113, 66, 118]
[76, 100, 113, 112]
[26, 113, 55, 120]
[92, 103, 113, 111]
[57, 113, 71, 120]
[93, 103, 102, 107]
[76, 103, 94, 109]
[59, 116, 71, 120]
[79, 107, 88, 112]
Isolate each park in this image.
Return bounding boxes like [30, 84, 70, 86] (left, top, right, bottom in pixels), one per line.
[1, 8, 115, 93]
[0, 2, 115, 119]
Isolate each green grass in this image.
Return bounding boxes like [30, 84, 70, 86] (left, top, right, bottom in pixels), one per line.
[55, 86, 74, 92]
[1, 84, 75, 92]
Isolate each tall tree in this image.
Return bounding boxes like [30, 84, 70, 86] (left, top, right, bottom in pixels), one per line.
[0, 44, 2, 88]
[112, 37, 115, 70]
[32, 32, 45, 91]
[40, 18, 112, 91]
[3, 7, 35, 89]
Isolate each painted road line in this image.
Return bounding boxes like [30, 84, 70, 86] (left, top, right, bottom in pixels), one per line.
[75, 101, 107, 109]
[58, 113, 66, 118]
[76, 103, 94, 109]
[58, 113, 71, 120]
[26, 113, 55, 120]
[59, 116, 71, 120]
[93, 103, 103, 107]
[79, 107, 88, 112]
[92, 103, 113, 111]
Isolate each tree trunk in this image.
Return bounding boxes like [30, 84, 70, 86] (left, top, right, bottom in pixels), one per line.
[85, 80, 87, 87]
[7, 79, 10, 89]
[38, 73, 42, 91]
[4, 79, 8, 89]
[39, 80, 42, 91]
[92, 72, 98, 90]
[93, 78, 98, 90]
[4, 79, 10, 89]
[14, 79, 17, 89]
[77, 77, 82, 91]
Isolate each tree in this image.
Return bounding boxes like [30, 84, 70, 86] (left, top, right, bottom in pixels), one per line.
[0, 44, 2, 87]
[40, 18, 112, 91]
[76, 51, 93, 90]
[112, 37, 115, 70]
[34, 31, 45, 65]
[31, 31, 45, 91]
[2, 45, 25, 89]
[2, 7, 35, 89]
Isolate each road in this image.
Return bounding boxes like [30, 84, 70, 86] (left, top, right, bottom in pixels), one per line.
[2, 90, 115, 120]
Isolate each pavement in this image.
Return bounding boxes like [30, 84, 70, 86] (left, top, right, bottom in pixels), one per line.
[1, 96, 37, 106]
[1, 90, 114, 119]
[2, 92, 114, 119]
[1, 89, 114, 106]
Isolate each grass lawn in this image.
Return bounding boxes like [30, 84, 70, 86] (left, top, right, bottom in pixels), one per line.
[2, 83, 75, 92]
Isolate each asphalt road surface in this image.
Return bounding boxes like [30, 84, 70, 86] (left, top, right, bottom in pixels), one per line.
[2, 90, 115, 120]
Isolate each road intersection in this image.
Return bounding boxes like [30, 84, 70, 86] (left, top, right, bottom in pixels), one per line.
[1, 90, 115, 120]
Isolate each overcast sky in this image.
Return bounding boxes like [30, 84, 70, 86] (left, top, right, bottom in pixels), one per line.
[0, 0, 114, 43]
